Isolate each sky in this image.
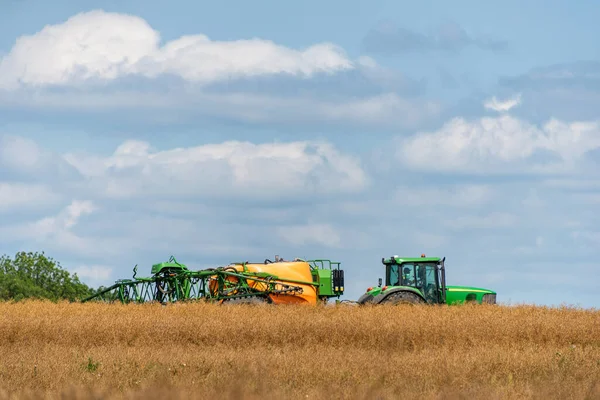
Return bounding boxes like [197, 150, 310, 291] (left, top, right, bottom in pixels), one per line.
[1, 0, 599, 308]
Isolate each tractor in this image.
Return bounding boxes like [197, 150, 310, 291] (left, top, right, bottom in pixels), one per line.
[356, 254, 496, 305]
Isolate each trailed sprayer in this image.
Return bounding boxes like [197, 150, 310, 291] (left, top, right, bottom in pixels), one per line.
[82, 256, 344, 305]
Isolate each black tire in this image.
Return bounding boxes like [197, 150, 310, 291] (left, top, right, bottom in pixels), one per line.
[357, 292, 375, 305]
[222, 296, 270, 305]
[378, 291, 425, 305]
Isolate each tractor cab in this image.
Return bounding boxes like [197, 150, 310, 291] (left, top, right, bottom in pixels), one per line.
[382, 254, 446, 304]
[357, 254, 447, 305]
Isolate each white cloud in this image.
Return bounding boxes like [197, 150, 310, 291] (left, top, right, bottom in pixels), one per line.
[27, 200, 95, 237]
[0, 200, 97, 251]
[63, 139, 368, 199]
[0, 183, 62, 212]
[484, 93, 522, 112]
[0, 134, 79, 179]
[397, 115, 600, 173]
[356, 56, 378, 69]
[0, 10, 353, 89]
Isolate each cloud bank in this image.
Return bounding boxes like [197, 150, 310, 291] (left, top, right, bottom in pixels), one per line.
[63, 139, 368, 200]
[397, 110, 600, 173]
[0, 10, 443, 130]
[0, 10, 353, 89]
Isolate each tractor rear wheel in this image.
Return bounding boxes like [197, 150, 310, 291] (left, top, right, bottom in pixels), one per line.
[378, 291, 425, 305]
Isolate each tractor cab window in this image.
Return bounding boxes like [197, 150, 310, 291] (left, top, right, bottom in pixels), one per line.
[415, 263, 439, 303]
[389, 264, 400, 286]
[386, 263, 416, 287]
[401, 264, 416, 286]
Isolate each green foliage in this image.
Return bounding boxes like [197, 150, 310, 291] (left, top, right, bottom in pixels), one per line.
[0, 251, 97, 301]
[84, 357, 100, 372]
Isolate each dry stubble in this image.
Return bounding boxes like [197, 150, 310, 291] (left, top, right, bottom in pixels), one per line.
[0, 301, 599, 399]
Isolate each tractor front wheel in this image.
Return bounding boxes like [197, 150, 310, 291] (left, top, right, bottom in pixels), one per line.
[357, 292, 375, 305]
[378, 291, 425, 305]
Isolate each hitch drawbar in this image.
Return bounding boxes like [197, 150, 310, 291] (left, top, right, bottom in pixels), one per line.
[332, 269, 344, 292]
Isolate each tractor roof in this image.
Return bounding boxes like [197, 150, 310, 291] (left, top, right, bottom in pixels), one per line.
[382, 256, 441, 264]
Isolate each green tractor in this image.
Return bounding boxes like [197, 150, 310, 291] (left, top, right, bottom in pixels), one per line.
[357, 254, 496, 305]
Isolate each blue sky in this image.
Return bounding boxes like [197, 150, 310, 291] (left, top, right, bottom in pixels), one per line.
[1, 0, 600, 308]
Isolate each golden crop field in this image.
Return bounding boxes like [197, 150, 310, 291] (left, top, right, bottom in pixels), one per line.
[0, 301, 599, 400]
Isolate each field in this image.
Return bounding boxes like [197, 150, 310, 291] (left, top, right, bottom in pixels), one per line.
[0, 301, 599, 400]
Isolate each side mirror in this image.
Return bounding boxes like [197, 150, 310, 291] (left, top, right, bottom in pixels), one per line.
[378, 278, 382, 287]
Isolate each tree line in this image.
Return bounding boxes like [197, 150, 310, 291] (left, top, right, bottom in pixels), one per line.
[0, 251, 98, 301]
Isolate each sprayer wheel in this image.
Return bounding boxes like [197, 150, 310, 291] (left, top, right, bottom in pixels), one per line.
[222, 296, 270, 305]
